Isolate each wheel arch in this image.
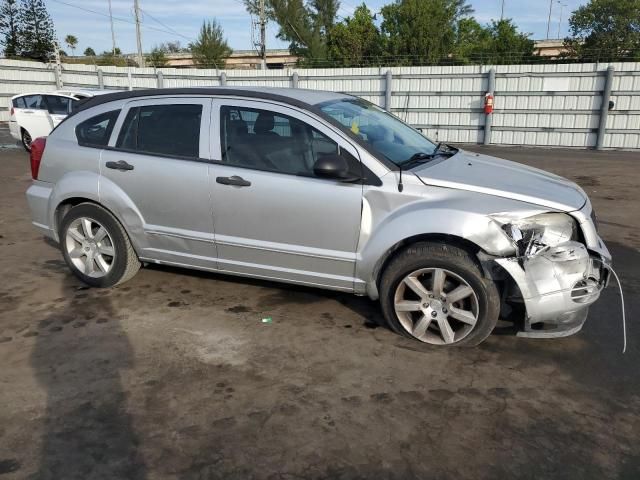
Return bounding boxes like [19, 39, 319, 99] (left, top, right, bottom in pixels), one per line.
[54, 197, 142, 257]
[372, 233, 488, 297]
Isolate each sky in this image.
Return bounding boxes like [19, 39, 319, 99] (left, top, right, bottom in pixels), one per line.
[48, 0, 589, 55]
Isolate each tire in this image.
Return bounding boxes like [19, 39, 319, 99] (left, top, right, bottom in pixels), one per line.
[21, 129, 32, 152]
[379, 242, 500, 347]
[59, 203, 140, 287]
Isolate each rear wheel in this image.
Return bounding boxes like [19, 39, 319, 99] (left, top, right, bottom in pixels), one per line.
[380, 242, 500, 347]
[59, 203, 140, 287]
[21, 129, 32, 152]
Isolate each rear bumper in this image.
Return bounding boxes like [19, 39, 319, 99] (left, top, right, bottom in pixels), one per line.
[26, 181, 56, 239]
[8, 121, 20, 140]
[496, 241, 610, 338]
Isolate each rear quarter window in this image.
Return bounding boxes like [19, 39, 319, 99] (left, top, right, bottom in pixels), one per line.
[75, 110, 120, 147]
[12, 97, 26, 108]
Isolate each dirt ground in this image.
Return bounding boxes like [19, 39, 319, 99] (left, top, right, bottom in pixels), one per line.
[0, 132, 639, 479]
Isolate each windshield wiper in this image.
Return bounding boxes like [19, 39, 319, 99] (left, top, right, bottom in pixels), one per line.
[401, 144, 458, 169]
[433, 142, 457, 155]
[401, 152, 436, 169]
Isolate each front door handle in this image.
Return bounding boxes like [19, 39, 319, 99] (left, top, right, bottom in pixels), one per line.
[216, 175, 251, 187]
[106, 160, 134, 171]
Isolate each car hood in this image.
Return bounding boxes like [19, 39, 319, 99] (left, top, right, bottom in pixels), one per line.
[411, 149, 587, 212]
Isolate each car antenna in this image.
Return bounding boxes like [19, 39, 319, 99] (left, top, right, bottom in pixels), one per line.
[397, 164, 404, 192]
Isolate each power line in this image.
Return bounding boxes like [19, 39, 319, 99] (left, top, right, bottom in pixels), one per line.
[139, 8, 193, 41]
[49, 0, 191, 42]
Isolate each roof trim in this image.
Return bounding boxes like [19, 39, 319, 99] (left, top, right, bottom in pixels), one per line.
[76, 88, 317, 112]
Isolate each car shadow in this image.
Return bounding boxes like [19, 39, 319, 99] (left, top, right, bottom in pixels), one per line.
[145, 263, 387, 330]
[29, 271, 146, 480]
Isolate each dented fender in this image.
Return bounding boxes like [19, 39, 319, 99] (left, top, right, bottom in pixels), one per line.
[355, 174, 553, 299]
[43, 170, 147, 255]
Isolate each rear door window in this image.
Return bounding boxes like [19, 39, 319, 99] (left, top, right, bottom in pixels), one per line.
[44, 95, 73, 115]
[116, 104, 202, 158]
[76, 110, 120, 147]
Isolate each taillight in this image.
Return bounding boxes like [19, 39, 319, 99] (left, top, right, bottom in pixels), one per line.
[30, 137, 46, 180]
[10, 107, 14, 116]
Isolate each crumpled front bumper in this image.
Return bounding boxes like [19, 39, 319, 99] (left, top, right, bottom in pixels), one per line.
[495, 241, 611, 338]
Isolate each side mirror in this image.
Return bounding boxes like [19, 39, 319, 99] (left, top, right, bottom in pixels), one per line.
[313, 154, 361, 182]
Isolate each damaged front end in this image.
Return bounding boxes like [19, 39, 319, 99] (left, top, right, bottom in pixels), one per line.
[491, 210, 611, 338]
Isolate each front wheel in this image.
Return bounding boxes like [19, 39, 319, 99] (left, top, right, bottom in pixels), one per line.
[59, 203, 141, 287]
[380, 242, 500, 347]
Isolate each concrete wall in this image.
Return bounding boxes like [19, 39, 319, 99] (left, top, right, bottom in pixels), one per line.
[1, 59, 638, 149]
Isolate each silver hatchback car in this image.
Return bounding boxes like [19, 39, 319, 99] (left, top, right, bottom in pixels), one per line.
[26, 87, 611, 346]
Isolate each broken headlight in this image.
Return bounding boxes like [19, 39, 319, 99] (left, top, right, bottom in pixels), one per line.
[499, 213, 578, 257]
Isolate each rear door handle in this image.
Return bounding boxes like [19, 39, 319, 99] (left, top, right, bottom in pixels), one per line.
[216, 175, 251, 187]
[106, 160, 134, 171]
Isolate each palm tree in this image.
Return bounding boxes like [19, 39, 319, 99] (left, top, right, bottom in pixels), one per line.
[64, 34, 78, 56]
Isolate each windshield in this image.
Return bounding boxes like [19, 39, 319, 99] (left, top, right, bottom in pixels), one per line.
[318, 98, 439, 166]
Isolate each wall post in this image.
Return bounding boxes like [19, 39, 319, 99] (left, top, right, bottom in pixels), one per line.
[220, 71, 227, 86]
[127, 70, 133, 91]
[483, 68, 496, 145]
[97, 69, 104, 89]
[157, 70, 164, 89]
[596, 66, 615, 150]
[292, 71, 299, 88]
[385, 70, 392, 112]
[53, 66, 62, 89]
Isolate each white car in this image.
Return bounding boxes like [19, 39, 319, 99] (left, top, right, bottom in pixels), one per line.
[9, 89, 116, 151]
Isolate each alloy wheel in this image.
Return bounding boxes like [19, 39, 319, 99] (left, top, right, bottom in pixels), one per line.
[22, 131, 32, 150]
[64, 217, 115, 278]
[393, 267, 479, 345]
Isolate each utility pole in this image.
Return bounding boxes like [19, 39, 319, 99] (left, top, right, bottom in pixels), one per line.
[259, 0, 266, 70]
[500, 0, 505, 21]
[133, 0, 144, 67]
[108, 0, 117, 54]
[546, 0, 553, 39]
[557, 2, 566, 39]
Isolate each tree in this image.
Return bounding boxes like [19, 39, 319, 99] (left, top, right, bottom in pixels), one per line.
[18, 0, 56, 60]
[453, 18, 534, 64]
[0, 0, 20, 57]
[381, 0, 473, 65]
[243, 0, 340, 64]
[162, 40, 183, 53]
[147, 45, 168, 67]
[453, 17, 489, 62]
[483, 19, 534, 64]
[96, 50, 135, 67]
[64, 34, 77, 56]
[565, 0, 640, 61]
[189, 19, 232, 68]
[83, 46, 95, 56]
[328, 4, 383, 66]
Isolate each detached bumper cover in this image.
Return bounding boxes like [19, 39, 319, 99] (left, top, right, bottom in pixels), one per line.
[496, 241, 610, 338]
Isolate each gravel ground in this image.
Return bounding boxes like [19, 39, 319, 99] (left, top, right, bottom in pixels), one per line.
[0, 135, 639, 479]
